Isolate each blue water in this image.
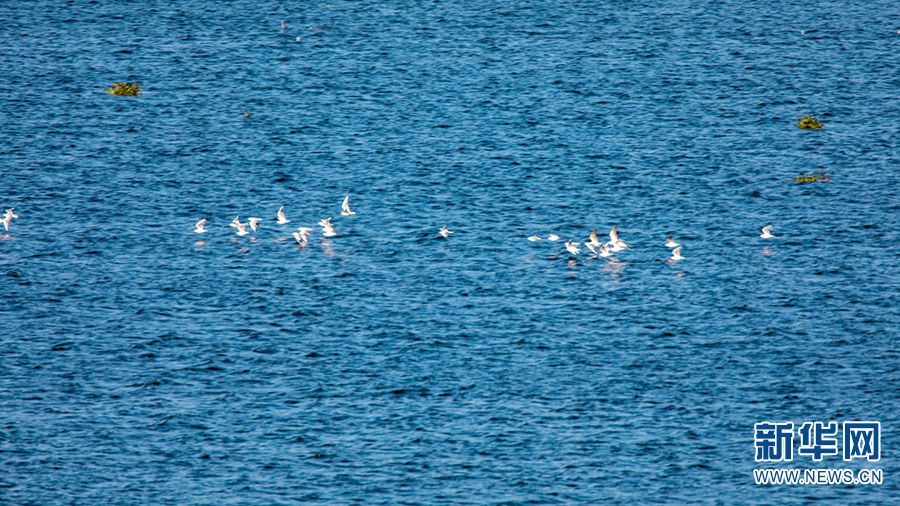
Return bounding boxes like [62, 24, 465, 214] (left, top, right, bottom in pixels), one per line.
[2, 0, 899, 503]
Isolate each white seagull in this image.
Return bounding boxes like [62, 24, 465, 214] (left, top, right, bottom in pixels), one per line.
[276, 206, 291, 225]
[587, 228, 602, 247]
[670, 246, 685, 260]
[193, 218, 207, 233]
[1, 208, 16, 231]
[341, 195, 355, 216]
[248, 217, 262, 232]
[229, 215, 241, 228]
[319, 217, 336, 237]
[598, 243, 613, 257]
[565, 240, 580, 255]
[665, 235, 680, 248]
[439, 225, 453, 238]
[527, 235, 542, 242]
[760, 225, 775, 238]
[607, 240, 627, 252]
[235, 221, 250, 236]
[609, 225, 630, 250]
[585, 242, 600, 256]
[547, 234, 561, 241]
[292, 227, 312, 244]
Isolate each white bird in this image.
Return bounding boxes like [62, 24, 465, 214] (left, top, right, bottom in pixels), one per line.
[585, 242, 600, 256]
[609, 225, 630, 249]
[248, 217, 262, 232]
[547, 234, 561, 241]
[598, 243, 613, 257]
[193, 218, 207, 233]
[587, 228, 602, 247]
[276, 206, 291, 225]
[671, 246, 685, 260]
[340, 195, 355, 216]
[606, 240, 626, 252]
[565, 240, 580, 255]
[665, 234, 680, 248]
[229, 215, 241, 228]
[1, 208, 16, 231]
[235, 221, 249, 236]
[292, 227, 312, 244]
[760, 225, 775, 238]
[439, 225, 453, 238]
[527, 235, 542, 242]
[319, 217, 336, 237]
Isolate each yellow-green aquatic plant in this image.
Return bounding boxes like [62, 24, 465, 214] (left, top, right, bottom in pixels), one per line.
[794, 169, 830, 183]
[797, 115, 823, 129]
[107, 81, 142, 96]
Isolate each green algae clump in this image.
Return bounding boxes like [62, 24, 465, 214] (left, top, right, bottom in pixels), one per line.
[107, 81, 142, 96]
[797, 115, 823, 129]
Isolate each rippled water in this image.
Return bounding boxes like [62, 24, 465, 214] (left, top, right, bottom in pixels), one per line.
[2, 0, 899, 503]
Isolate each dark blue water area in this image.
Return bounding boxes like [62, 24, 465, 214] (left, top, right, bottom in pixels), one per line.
[1, 0, 899, 503]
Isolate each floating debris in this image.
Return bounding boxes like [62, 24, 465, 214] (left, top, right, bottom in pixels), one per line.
[106, 81, 142, 96]
[797, 114, 823, 129]
[794, 170, 830, 183]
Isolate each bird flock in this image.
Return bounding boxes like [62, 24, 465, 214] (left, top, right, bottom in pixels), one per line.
[186, 195, 457, 247]
[189, 196, 364, 246]
[525, 223, 777, 262]
[2, 200, 778, 260]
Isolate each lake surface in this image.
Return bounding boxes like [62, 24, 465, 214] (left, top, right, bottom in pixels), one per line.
[1, 0, 899, 503]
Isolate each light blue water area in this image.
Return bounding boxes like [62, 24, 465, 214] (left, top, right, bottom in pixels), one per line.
[1, 0, 899, 503]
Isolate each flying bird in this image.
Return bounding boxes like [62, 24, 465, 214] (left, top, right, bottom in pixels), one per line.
[527, 235, 542, 242]
[609, 225, 630, 249]
[670, 246, 685, 261]
[319, 217, 336, 237]
[193, 218, 207, 233]
[565, 240, 580, 255]
[665, 235, 679, 248]
[248, 217, 262, 232]
[276, 206, 291, 225]
[439, 225, 453, 238]
[1, 208, 17, 231]
[293, 227, 312, 244]
[547, 234, 561, 241]
[341, 195, 355, 216]
[760, 225, 775, 238]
